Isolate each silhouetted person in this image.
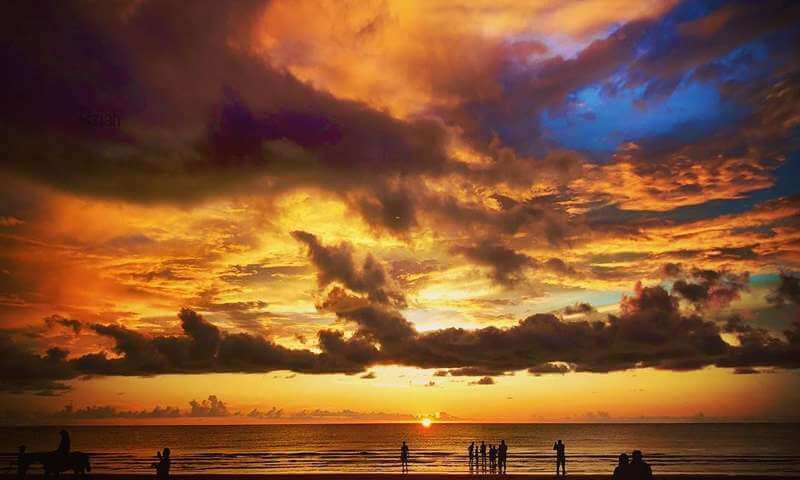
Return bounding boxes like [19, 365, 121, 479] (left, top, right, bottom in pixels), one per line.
[553, 439, 566, 476]
[57, 430, 71, 455]
[480, 441, 487, 469]
[489, 444, 496, 472]
[628, 450, 652, 480]
[613, 453, 630, 480]
[152, 448, 171, 479]
[400, 441, 410, 473]
[16, 445, 26, 478]
[468, 442, 475, 469]
[498, 440, 508, 474]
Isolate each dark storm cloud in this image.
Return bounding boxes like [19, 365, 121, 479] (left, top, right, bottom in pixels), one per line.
[451, 239, 578, 287]
[292, 231, 405, 307]
[429, 192, 573, 244]
[451, 241, 534, 287]
[664, 265, 750, 310]
[348, 180, 420, 235]
[3, 281, 800, 394]
[766, 273, 800, 307]
[44, 315, 82, 334]
[61, 308, 375, 381]
[0, 334, 74, 395]
[0, 0, 452, 205]
[447, 367, 509, 377]
[528, 362, 573, 375]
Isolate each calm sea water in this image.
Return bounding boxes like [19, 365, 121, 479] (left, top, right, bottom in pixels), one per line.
[1, 423, 799, 475]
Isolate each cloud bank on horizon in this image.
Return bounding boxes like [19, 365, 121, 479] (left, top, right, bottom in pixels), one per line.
[0, 0, 799, 417]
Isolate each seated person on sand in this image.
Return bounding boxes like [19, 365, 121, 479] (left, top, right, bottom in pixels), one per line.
[613, 453, 630, 480]
[628, 450, 652, 480]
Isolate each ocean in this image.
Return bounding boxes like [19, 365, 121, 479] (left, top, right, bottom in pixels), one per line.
[2, 423, 799, 475]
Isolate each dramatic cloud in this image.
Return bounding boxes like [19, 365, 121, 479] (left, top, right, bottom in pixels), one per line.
[44, 315, 83, 334]
[767, 273, 800, 307]
[292, 231, 406, 306]
[452, 241, 534, 287]
[189, 395, 230, 417]
[665, 266, 750, 310]
[2, 277, 800, 395]
[0, 0, 453, 206]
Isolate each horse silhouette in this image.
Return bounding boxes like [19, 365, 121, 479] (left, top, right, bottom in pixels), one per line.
[18, 451, 91, 478]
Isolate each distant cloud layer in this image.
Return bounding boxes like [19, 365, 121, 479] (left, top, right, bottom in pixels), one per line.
[0, 394, 459, 424]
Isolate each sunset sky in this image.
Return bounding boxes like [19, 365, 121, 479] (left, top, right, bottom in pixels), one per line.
[1, 0, 799, 424]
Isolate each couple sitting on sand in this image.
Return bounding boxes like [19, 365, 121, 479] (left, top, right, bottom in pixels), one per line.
[613, 450, 652, 480]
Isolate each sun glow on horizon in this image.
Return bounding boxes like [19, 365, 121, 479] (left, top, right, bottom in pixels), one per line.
[421, 418, 433, 428]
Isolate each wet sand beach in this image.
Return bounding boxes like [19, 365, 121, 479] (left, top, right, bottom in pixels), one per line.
[5, 475, 800, 480]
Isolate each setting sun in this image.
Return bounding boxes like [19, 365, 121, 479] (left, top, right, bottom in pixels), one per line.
[421, 418, 433, 428]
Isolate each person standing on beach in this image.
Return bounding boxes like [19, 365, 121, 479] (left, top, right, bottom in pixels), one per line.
[553, 439, 566, 476]
[489, 444, 496, 472]
[480, 441, 487, 470]
[628, 450, 652, 480]
[57, 430, 71, 455]
[400, 441, 410, 473]
[498, 440, 508, 474]
[468, 442, 475, 469]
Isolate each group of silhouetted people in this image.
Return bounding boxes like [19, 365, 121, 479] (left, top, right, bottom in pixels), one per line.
[467, 440, 508, 474]
[399, 439, 658, 476]
[15, 429, 654, 479]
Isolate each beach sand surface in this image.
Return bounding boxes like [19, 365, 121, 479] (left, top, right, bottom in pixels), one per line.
[4, 475, 800, 480]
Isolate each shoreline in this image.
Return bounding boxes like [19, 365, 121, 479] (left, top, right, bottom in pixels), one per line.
[5, 475, 800, 479]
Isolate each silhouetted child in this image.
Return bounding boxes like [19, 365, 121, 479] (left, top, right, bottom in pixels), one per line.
[553, 439, 566, 476]
[400, 441, 409, 473]
[613, 453, 630, 480]
[152, 448, 171, 479]
[628, 450, 652, 480]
